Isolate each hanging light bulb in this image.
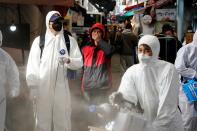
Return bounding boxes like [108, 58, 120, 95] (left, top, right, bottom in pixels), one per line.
[10, 21, 17, 32]
[10, 24, 16, 32]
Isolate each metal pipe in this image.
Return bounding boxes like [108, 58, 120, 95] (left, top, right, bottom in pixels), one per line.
[176, 0, 184, 41]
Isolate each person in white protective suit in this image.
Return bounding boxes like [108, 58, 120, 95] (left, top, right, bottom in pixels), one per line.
[110, 35, 184, 131]
[0, 30, 20, 131]
[174, 30, 197, 131]
[26, 11, 83, 131]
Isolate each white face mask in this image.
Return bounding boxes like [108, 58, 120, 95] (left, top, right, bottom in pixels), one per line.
[138, 53, 152, 63]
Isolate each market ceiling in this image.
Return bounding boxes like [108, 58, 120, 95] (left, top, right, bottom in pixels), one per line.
[0, 0, 73, 6]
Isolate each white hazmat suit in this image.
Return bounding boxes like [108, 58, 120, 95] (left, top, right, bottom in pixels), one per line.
[117, 35, 184, 131]
[26, 11, 83, 131]
[0, 30, 20, 131]
[175, 30, 197, 131]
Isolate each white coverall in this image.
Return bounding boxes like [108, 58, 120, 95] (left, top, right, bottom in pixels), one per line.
[118, 35, 184, 131]
[0, 30, 20, 131]
[26, 11, 83, 131]
[175, 30, 197, 131]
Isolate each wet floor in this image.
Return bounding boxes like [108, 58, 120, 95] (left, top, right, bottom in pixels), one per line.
[5, 54, 122, 131]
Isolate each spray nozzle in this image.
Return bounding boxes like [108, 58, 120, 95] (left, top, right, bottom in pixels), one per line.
[88, 105, 97, 112]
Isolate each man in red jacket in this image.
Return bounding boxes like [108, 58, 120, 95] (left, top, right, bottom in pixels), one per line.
[81, 22, 116, 127]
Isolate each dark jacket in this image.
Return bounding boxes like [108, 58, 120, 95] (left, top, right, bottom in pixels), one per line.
[116, 29, 138, 55]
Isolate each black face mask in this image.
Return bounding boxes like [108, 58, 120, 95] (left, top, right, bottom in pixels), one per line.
[52, 21, 62, 32]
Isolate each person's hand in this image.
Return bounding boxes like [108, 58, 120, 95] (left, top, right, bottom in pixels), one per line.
[109, 92, 123, 106]
[58, 57, 70, 65]
[63, 57, 70, 64]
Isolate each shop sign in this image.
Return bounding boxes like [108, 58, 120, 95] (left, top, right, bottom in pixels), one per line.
[156, 9, 176, 21]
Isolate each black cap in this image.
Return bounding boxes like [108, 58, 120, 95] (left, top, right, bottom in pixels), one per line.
[49, 13, 63, 22]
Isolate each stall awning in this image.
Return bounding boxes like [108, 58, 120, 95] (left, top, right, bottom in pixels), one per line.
[124, 2, 144, 11]
[0, 0, 73, 6]
[116, 11, 134, 21]
[124, 11, 134, 17]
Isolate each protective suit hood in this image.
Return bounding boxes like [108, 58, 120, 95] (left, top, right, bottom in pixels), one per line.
[138, 35, 160, 62]
[0, 30, 2, 47]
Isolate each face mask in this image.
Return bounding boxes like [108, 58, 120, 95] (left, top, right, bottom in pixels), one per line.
[138, 53, 152, 63]
[52, 22, 62, 32]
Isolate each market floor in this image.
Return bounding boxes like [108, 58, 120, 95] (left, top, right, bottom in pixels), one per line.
[5, 54, 122, 131]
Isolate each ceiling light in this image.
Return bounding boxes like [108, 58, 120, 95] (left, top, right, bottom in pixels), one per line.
[10, 24, 16, 32]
